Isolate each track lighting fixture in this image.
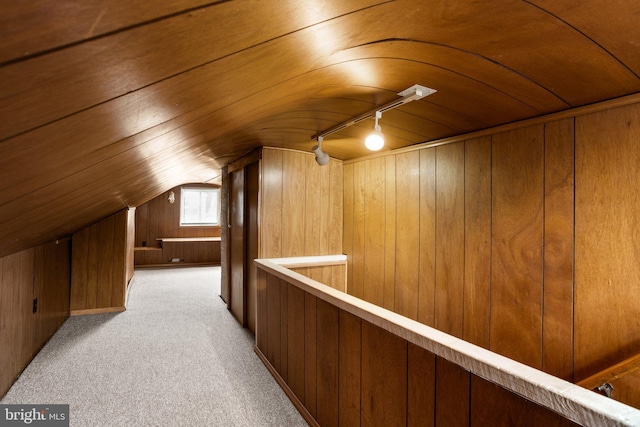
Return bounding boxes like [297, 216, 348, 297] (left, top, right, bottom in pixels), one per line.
[365, 111, 384, 151]
[312, 136, 330, 166]
[311, 84, 436, 164]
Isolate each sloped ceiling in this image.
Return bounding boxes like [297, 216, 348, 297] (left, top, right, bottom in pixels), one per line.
[1, 0, 640, 258]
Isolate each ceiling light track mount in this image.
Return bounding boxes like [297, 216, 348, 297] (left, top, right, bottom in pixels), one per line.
[311, 84, 436, 156]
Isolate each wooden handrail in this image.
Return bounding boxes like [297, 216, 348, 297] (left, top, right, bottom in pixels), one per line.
[255, 256, 640, 427]
[577, 353, 640, 391]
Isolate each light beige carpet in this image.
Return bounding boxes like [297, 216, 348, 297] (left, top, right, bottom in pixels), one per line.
[1, 267, 307, 426]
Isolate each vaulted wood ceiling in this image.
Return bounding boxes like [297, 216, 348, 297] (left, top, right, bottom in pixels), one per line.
[1, 0, 639, 258]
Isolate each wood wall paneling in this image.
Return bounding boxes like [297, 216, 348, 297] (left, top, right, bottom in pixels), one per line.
[575, 104, 640, 380]
[343, 163, 354, 295]
[394, 151, 420, 321]
[1, 240, 71, 399]
[418, 148, 436, 326]
[490, 125, 544, 369]
[316, 298, 339, 427]
[407, 343, 435, 427]
[383, 155, 397, 311]
[435, 357, 470, 427]
[351, 161, 365, 299]
[71, 209, 131, 313]
[221, 166, 230, 303]
[304, 292, 318, 418]
[363, 158, 385, 306]
[282, 151, 306, 257]
[463, 136, 492, 348]
[280, 280, 289, 382]
[339, 310, 362, 427]
[266, 273, 281, 372]
[246, 161, 260, 332]
[435, 142, 465, 338]
[287, 283, 305, 403]
[543, 119, 575, 381]
[261, 149, 284, 259]
[361, 320, 407, 426]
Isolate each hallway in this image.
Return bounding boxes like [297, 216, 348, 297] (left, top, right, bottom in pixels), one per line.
[1, 267, 306, 426]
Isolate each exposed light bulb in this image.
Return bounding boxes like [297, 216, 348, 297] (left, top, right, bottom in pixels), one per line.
[365, 125, 384, 151]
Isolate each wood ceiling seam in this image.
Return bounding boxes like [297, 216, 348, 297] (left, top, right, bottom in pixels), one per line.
[521, 0, 640, 81]
[0, 0, 232, 68]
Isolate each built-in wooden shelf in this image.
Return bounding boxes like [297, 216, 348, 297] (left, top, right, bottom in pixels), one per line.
[134, 246, 162, 251]
[156, 237, 221, 242]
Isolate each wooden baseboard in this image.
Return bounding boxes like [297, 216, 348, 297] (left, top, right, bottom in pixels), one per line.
[254, 346, 319, 427]
[70, 307, 126, 316]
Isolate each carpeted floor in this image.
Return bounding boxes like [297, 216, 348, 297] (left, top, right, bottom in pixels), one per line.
[1, 267, 307, 426]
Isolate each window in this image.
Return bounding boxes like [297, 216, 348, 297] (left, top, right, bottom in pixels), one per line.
[180, 187, 220, 226]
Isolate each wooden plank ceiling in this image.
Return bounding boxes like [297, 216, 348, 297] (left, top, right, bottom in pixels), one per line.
[1, 0, 639, 258]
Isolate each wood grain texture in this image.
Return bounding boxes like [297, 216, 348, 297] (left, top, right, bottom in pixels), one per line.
[287, 284, 305, 403]
[435, 357, 470, 427]
[343, 163, 354, 295]
[383, 155, 396, 311]
[71, 210, 129, 312]
[408, 343, 435, 427]
[395, 151, 420, 321]
[305, 155, 322, 256]
[491, 125, 544, 368]
[316, 298, 339, 427]
[418, 148, 436, 326]
[280, 280, 289, 382]
[543, 118, 575, 381]
[363, 158, 385, 306]
[339, 310, 362, 427]
[361, 320, 407, 427]
[435, 142, 465, 338]
[463, 136, 492, 348]
[230, 168, 246, 325]
[256, 268, 268, 352]
[304, 292, 318, 418]
[266, 273, 281, 373]
[351, 161, 365, 299]
[575, 103, 640, 380]
[282, 151, 307, 257]
[470, 375, 579, 427]
[260, 149, 284, 258]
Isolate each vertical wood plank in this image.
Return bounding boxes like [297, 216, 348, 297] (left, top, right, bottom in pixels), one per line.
[395, 151, 420, 320]
[364, 157, 385, 306]
[287, 284, 305, 403]
[575, 104, 640, 379]
[111, 210, 127, 307]
[352, 161, 365, 299]
[282, 150, 306, 257]
[328, 160, 344, 286]
[256, 269, 268, 353]
[85, 223, 100, 309]
[543, 118, 575, 381]
[280, 279, 288, 382]
[266, 273, 281, 373]
[339, 310, 361, 427]
[305, 154, 322, 256]
[316, 298, 339, 427]
[418, 148, 436, 326]
[408, 343, 435, 427]
[491, 125, 544, 368]
[304, 292, 318, 418]
[343, 163, 354, 295]
[435, 357, 470, 427]
[361, 320, 407, 427]
[435, 142, 465, 338]
[383, 155, 396, 311]
[464, 136, 492, 348]
[97, 214, 116, 308]
[70, 227, 89, 311]
[261, 148, 283, 258]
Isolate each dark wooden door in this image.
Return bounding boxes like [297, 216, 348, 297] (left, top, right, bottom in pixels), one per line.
[229, 168, 246, 325]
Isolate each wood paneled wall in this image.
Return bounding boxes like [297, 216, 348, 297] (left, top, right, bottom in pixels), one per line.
[344, 120, 574, 379]
[0, 239, 71, 398]
[290, 265, 347, 293]
[256, 268, 579, 427]
[70, 208, 134, 314]
[260, 148, 343, 259]
[134, 184, 221, 265]
[344, 101, 640, 384]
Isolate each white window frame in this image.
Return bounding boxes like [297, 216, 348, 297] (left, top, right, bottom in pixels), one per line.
[180, 187, 220, 226]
